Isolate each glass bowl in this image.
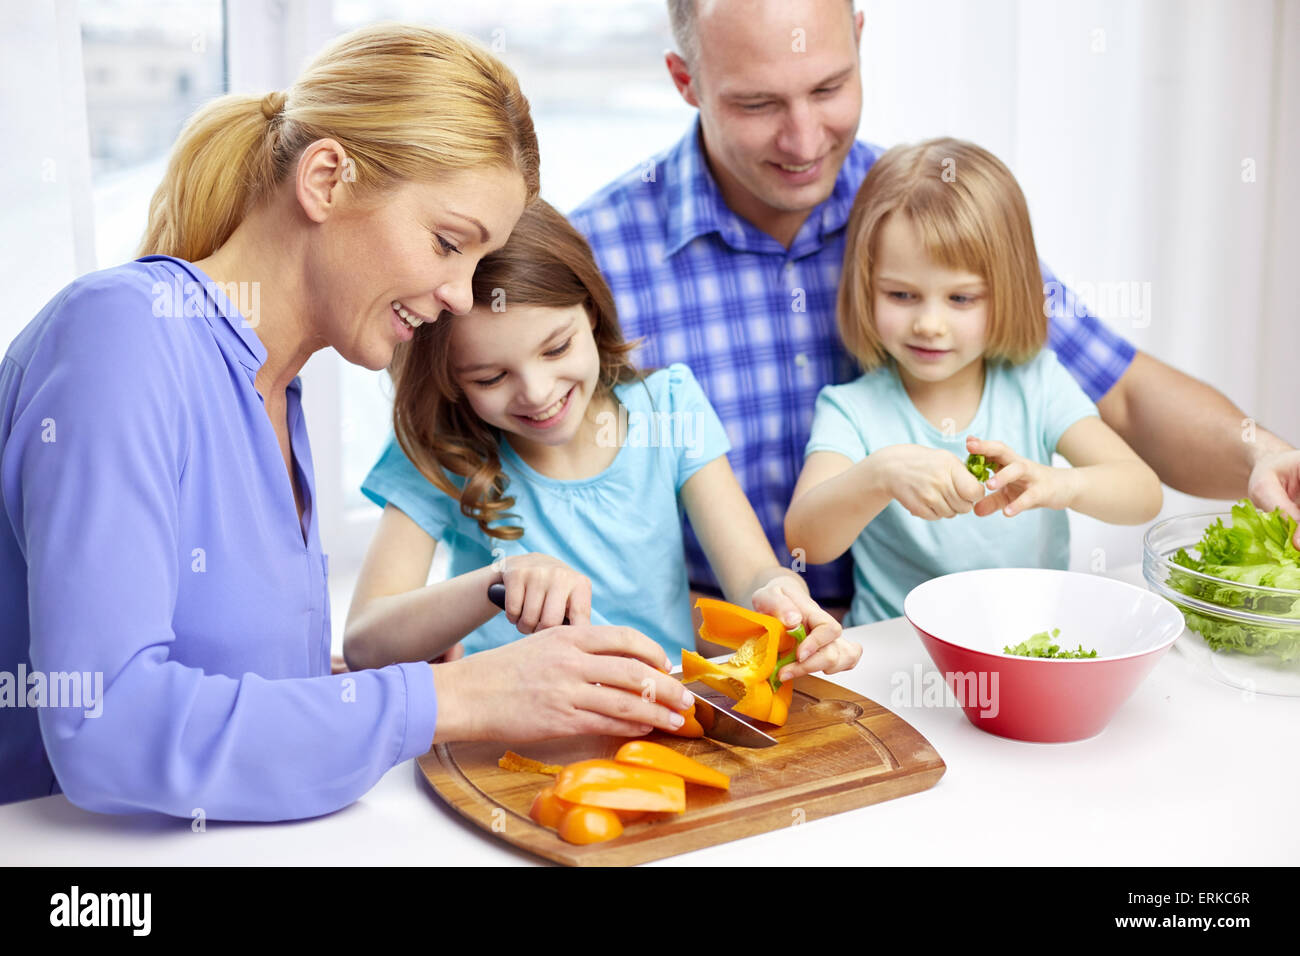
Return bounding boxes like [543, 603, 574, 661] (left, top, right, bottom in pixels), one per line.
[1143, 511, 1300, 697]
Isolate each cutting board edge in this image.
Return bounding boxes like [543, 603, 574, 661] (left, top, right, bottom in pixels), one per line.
[416, 740, 948, 867]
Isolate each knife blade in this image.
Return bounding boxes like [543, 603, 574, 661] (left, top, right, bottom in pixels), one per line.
[484, 582, 778, 748]
[685, 689, 778, 748]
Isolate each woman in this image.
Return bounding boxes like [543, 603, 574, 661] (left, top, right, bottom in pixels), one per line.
[0, 24, 693, 820]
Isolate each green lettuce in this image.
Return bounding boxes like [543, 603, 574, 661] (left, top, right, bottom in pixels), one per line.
[966, 453, 999, 482]
[1166, 499, 1300, 662]
[1003, 628, 1098, 659]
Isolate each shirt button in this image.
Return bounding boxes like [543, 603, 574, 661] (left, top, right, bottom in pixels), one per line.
[784, 262, 795, 274]
[794, 353, 809, 368]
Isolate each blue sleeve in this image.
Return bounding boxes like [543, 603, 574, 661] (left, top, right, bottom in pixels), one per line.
[361, 434, 460, 542]
[666, 362, 732, 489]
[4, 277, 437, 821]
[1036, 349, 1102, 454]
[804, 385, 869, 463]
[1041, 260, 1137, 401]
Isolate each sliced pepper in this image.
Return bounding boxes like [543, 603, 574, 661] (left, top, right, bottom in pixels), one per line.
[681, 598, 802, 726]
[552, 759, 686, 813]
[558, 805, 624, 845]
[766, 680, 795, 727]
[529, 784, 574, 828]
[614, 740, 730, 790]
[666, 700, 705, 739]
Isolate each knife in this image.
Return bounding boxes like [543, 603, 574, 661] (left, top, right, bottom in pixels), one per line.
[485, 582, 777, 748]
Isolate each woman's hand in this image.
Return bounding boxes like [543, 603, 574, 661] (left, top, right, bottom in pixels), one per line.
[967, 436, 1077, 517]
[874, 443, 987, 520]
[430, 625, 696, 743]
[750, 578, 862, 682]
[498, 552, 592, 633]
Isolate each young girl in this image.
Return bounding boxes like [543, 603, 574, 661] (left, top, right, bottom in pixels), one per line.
[344, 200, 859, 680]
[785, 138, 1162, 627]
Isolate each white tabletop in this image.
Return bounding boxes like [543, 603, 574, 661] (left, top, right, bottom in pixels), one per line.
[2, 565, 1296, 866]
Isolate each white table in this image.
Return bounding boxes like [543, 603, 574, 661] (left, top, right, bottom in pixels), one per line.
[2, 566, 1296, 866]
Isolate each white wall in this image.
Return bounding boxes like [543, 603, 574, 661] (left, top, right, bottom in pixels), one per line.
[859, 0, 1299, 571]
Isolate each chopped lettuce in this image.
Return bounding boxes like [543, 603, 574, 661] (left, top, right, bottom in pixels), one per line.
[1166, 499, 1300, 662]
[966, 453, 998, 482]
[1003, 628, 1098, 659]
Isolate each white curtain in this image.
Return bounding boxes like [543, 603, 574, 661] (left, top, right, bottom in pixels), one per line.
[860, 0, 1299, 570]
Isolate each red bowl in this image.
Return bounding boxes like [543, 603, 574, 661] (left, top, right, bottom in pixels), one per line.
[903, 568, 1184, 742]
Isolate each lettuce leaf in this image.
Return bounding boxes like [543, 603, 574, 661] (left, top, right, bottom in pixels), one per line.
[1003, 628, 1098, 659]
[1166, 500, 1300, 662]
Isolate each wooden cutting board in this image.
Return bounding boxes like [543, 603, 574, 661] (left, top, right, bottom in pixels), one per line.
[416, 675, 945, 866]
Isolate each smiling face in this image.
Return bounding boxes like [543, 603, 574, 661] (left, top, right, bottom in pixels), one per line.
[449, 301, 605, 456]
[680, 0, 863, 241]
[309, 165, 527, 371]
[871, 212, 989, 389]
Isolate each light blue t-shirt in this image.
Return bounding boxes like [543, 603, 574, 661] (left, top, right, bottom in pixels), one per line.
[362, 362, 731, 659]
[804, 350, 1099, 626]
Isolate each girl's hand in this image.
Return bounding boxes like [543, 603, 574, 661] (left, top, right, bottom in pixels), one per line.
[967, 436, 1078, 517]
[431, 625, 696, 742]
[875, 443, 987, 520]
[750, 579, 862, 681]
[498, 553, 592, 633]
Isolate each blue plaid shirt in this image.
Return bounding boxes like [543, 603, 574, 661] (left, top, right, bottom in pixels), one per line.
[569, 120, 1136, 604]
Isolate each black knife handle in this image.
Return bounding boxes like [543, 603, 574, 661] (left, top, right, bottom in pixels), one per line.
[487, 582, 570, 627]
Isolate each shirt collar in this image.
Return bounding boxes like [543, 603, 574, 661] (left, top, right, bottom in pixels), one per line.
[662, 118, 875, 259]
[136, 254, 301, 393]
[663, 120, 757, 256]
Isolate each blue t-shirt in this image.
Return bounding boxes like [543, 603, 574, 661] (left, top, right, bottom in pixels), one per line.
[361, 362, 731, 659]
[804, 350, 1099, 626]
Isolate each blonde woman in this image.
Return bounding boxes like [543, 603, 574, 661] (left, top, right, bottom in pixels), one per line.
[0, 24, 693, 819]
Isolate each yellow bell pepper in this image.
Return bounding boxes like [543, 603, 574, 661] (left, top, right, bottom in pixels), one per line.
[680, 598, 804, 726]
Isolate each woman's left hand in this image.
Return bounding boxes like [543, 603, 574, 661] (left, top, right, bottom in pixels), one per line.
[750, 579, 861, 682]
[967, 436, 1078, 517]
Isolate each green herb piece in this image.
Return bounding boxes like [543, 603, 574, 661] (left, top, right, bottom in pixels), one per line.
[966, 453, 999, 482]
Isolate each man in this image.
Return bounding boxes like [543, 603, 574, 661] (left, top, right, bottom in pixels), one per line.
[569, 0, 1300, 611]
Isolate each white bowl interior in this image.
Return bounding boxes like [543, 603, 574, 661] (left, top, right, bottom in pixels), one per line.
[903, 568, 1184, 660]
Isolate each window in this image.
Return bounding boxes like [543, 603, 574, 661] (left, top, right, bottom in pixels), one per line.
[80, 0, 225, 269]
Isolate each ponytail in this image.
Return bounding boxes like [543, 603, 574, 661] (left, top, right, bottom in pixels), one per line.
[137, 24, 540, 262]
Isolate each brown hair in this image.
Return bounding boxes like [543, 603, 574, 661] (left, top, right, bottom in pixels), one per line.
[837, 137, 1046, 371]
[137, 23, 539, 261]
[388, 200, 643, 540]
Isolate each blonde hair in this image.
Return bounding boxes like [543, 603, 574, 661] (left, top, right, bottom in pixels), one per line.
[138, 23, 540, 261]
[837, 137, 1045, 371]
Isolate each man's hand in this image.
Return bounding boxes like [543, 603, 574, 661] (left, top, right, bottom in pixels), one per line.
[1247, 448, 1300, 546]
